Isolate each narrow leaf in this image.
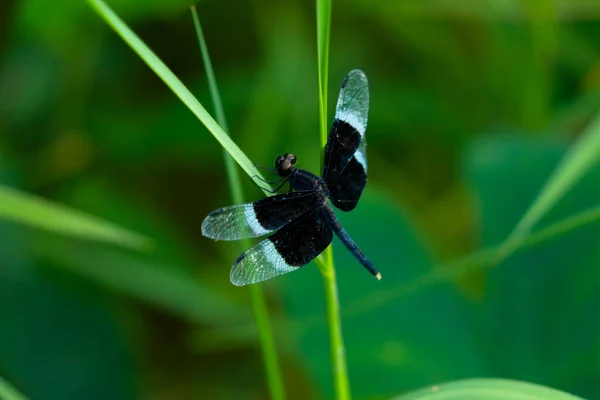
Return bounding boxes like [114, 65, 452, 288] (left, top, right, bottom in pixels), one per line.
[498, 111, 600, 260]
[0, 184, 151, 250]
[86, 0, 269, 193]
[317, 0, 332, 148]
[0, 375, 29, 400]
[35, 236, 249, 325]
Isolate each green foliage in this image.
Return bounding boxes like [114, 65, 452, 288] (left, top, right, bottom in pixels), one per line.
[0, 374, 28, 400]
[499, 112, 600, 261]
[85, 0, 269, 193]
[466, 137, 600, 394]
[0, 184, 151, 250]
[393, 378, 584, 400]
[2, 0, 600, 398]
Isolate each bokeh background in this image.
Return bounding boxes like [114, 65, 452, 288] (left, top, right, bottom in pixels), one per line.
[2, 0, 600, 399]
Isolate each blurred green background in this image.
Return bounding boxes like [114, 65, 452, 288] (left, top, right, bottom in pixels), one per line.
[2, 0, 600, 399]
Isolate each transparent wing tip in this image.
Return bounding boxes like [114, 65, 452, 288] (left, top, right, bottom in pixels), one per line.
[342, 69, 367, 88]
[201, 208, 225, 239]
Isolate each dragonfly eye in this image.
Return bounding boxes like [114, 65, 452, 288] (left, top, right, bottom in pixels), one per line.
[275, 155, 285, 168]
[276, 153, 296, 176]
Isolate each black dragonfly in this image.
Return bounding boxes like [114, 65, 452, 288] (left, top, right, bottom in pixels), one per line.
[202, 69, 381, 286]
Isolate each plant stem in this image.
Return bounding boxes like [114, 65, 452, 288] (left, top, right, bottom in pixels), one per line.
[191, 6, 285, 399]
[322, 255, 351, 400]
[317, 0, 332, 147]
[250, 285, 286, 400]
[316, 0, 351, 398]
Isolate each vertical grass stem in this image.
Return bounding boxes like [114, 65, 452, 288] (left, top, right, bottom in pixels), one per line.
[316, 0, 351, 399]
[191, 6, 285, 399]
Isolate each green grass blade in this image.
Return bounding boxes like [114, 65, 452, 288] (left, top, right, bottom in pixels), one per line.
[247, 284, 285, 399]
[86, 0, 270, 194]
[190, 6, 229, 136]
[0, 375, 29, 400]
[317, 0, 332, 148]
[190, 5, 244, 205]
[35, 236, 249, 325]
[190, 6, 285, 400]
[0, 184, 151, 250]
[392, 378, 583, 400]
[321, 267, 351, 400]
[522, 202, 600, 247]
[316, 1, 351, 399]
[498, 110, 600, 261]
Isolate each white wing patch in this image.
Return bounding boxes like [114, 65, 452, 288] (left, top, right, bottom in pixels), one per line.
[353, 147, 367, 171]
[244, 206, 270, 236]
[230, 240, 297, 286]
[335, 109, 366, 136]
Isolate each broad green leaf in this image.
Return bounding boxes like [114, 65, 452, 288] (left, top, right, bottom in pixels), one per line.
[466, 136, 600, 398]
[0, 184, 151, 250]
[393, 378, 584, 400]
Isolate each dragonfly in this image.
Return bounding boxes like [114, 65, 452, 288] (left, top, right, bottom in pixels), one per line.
[202, 69, 380, 286]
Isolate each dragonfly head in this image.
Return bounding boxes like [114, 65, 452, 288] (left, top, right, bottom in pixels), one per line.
[275, 153, 297, 177]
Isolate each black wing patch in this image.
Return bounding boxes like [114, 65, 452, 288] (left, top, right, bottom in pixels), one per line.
[230, 209, 332, 286]
[323, 69, 369, 190]
[329, 140, 367, 211]
[201, 190, 320, 240]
